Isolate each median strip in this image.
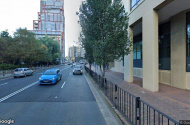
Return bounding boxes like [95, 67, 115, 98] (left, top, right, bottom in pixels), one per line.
[0, 81, 38, 103]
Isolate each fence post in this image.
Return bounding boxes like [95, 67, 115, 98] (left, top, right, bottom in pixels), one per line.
[98, 75, 100, 85]
[135, 97, 141, 125]
[115, 85, 118, 108]
[104, 78, 107, 95]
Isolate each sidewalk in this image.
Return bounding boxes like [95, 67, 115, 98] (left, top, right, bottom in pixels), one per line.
[84, 73, 125, 125]
[0, 73, 13, 79]
[88, 65, 190, 121]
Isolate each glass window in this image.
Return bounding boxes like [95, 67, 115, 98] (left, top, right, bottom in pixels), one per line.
[159, 21, 171, 70]
[137, 42, 142, 59]
[41, 15, 44, 20]
[133, 34, 142, 68]
[187, 12, 190, 72]
[131, 0, 142, 10]
[133, 44, 137, 59]
[131, 0, 136, 7]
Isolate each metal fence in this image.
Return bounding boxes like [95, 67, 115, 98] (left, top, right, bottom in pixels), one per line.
[85, 66, 179, 125]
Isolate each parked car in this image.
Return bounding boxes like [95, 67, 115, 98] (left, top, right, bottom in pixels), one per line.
[39, 69, 62, 85]
[13, 68, 33, 78]
[73, 65, 83, 75]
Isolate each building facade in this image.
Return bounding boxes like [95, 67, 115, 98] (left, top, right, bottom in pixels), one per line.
[29, 0, 65, 63]
[68, 46, 85, 62]
[113, 0, 190, 91]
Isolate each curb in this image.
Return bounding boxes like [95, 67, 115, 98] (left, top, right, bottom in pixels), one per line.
[84, 71, 130, 125]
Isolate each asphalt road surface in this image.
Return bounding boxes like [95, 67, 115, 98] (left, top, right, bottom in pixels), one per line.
[0, 65, 106, 125]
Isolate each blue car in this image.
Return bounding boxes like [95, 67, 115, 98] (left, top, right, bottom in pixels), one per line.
[39, 69, 62, 84]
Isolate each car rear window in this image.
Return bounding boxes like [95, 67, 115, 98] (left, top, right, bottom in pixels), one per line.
[15, 68, 23, 71]
[75, 65, 81, 68]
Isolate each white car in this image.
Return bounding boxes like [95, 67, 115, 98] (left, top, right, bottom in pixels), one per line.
[73, 65, 83, 75]
[13, 68, 33, 78]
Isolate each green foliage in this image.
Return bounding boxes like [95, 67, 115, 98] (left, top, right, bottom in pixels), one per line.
[0, 28, 62, 69]
[38, 36, 61, 64]
[79, 34, 94, 68]
[78, 0, 132, 77]
[0, 30, 10, 38]
[0, 64, 20, 70]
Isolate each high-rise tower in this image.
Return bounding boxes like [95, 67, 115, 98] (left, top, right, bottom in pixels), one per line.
[30, 0, 65, 63]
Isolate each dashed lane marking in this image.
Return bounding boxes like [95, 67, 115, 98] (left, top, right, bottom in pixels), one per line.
[0, 81, 38, 103]
[61, 81, 66, 89]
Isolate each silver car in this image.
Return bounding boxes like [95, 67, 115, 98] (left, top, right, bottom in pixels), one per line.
[13, 68, 33, 78]
[73, 65, 83, 75]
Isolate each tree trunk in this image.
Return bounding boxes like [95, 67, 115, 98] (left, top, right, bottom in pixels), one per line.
[99, 65, 105, 78]
[89, 64, 92, 70]
[99, 65, 105, 88]
[101, 67, 105, 78]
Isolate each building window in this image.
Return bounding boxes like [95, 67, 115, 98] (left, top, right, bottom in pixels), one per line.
[187, 12, 190, 72]
[131, 0, 142, 10]
[159, 21, 171, 70]
[133, 33, 142, 68]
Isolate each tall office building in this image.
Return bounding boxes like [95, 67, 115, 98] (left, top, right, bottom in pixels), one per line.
[29, 0, 65, 63]
[68, 46, 85, 62]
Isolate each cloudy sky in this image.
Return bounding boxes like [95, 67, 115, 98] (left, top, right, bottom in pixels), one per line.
[0, 0, 82, 56]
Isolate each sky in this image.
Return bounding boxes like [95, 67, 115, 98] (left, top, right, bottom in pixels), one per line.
[0, 0, 83, 56]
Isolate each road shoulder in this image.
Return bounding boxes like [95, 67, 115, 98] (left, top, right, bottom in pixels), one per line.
[84, 72, 127, 125]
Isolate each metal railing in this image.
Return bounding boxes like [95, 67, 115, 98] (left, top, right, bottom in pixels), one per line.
[85, 66, 179, 125]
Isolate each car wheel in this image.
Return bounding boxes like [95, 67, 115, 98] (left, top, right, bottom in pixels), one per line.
[14, 76, 16, 78]
[31, 72, 33, 76]
[24, 74, 27, 77]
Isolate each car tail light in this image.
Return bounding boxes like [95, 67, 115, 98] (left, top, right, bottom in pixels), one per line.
[21, 71, 24, 74]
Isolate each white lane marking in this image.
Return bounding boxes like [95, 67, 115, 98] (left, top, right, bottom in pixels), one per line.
[61, 81, 66, 89]
[55, 96, 58, 98]
[0, 83, 8, 87]
[0, 81, 38, 103]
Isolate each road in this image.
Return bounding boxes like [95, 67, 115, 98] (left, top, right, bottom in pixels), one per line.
[0, 65, 106, 125]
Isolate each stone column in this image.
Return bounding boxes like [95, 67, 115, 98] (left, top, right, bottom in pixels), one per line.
[124, 27, 134, 82]
[171, 12, 186, 89]
[142, 10, 159, 92]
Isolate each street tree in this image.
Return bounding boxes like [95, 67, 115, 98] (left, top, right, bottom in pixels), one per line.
[79, 0, 132, 77]
[79, 33, 94, 69]
[13, 28, 40, 66]
[0, 30, 10, 38]
[39, 36, 61, 65]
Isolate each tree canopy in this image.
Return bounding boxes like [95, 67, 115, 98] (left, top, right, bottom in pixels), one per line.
[0, 28, 62, 68]
[78, 0, 132, 77]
